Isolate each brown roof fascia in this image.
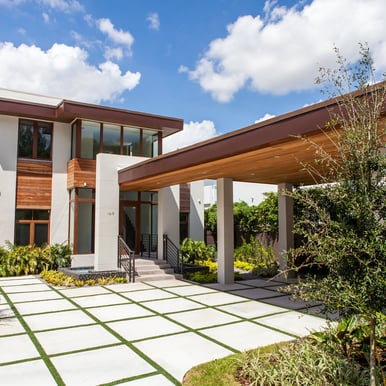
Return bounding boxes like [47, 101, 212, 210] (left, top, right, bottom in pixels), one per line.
[0, 97, 183, 137]
[0, 98, 57, 121]
[56, 100, 183, 136]
[118, 81, 386, 186]
[118, 99, 334, 185]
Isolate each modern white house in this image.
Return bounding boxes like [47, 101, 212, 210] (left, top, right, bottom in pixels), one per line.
[1, 85, 384, 284]
[0, 88, 204, 272]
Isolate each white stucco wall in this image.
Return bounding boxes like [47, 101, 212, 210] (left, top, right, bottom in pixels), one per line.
[189, 180, 204, 241]
[50, 122, 71, 245]
[0, 115, 18, 246]
[157, 185, 180, 260]
[94, 153, 147, 271]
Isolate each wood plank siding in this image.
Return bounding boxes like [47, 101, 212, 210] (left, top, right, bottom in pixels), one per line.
[180, 183, 190, 212]
[67, 158, 96, 189]
[16, 160, 52, 208]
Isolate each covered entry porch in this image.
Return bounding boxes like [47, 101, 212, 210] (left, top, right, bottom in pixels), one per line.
[118, 97, 343, 284]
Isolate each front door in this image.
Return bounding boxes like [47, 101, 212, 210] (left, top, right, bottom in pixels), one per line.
[120, 203, 139, 253]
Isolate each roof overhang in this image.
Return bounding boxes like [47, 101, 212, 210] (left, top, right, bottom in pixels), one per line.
[0, 94, 183, 137]
[119, 84, 386, 190]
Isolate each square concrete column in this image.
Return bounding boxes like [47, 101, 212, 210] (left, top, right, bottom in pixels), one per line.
[278, 183, 294, 272]
[157, 185, 180, 260]
[189, 180, 204, 241]
[217, 178, 234, 284]
[94, 154, 146, 271]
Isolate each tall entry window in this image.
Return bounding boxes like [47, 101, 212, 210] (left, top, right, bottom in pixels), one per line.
[120, 191, 158, 254]
[18, 120, 52, 160]
[15, 209, 50, 246]
[69, 188, 95, 254]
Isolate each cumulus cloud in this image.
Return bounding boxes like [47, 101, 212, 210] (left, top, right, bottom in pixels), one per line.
[0, 42, 141, 103]
[147, 12, 160, 31]
[97, 18, 134, 55]
[163, 120, 218, 153]
[42, 12, 49, 23]
[255, 113, 276, 123]
[37, 0, 83, 12]
[0, 0, 83, 12]
[187, 0, 386, 102]
[104, 47, 123, 61]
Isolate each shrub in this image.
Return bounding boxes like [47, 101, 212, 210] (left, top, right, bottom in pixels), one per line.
[234, 236, 278, 277]
[180, 238, 216, 264]
[0, 242, 72, 277]
[40, 270, 127, 287]
[237, 337, 373, 385]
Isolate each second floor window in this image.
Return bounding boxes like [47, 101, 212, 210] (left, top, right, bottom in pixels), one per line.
[18, 119, 52, 160]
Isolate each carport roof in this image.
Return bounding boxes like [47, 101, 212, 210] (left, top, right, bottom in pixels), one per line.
[118, 84, 385, 191]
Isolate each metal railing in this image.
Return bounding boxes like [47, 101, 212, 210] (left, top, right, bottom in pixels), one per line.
[117, 235, 135, 282]
[163, 234, 182, 273]
[141, 234, 158, 258]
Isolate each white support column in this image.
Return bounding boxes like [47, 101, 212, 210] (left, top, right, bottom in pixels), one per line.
[157, 185, 180, 260]
[189, 180, 204, 241]
[278, 183, 294, 273]
[94, 154, 146, 271]
[217, 178, 234, 284]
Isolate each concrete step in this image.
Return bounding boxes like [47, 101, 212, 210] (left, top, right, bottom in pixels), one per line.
[136, 267, 175, 275]
[135, 273, 183, 282]
[133, 258, 180, 281]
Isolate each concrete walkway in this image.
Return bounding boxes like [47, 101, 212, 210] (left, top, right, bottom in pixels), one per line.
[0, 275, 328, 385]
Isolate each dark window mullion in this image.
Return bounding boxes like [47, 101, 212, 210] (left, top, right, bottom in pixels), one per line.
[32, 122, 38, 159]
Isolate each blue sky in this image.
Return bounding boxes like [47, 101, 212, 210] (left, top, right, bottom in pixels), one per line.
[0, 0, 385, 151]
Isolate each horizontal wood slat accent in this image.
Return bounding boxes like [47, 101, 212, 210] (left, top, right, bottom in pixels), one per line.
[16, 175, 52, 209]
[67, 158, 96, 189]
[16, 159, 52, 209]
[17, 159, 52, 176]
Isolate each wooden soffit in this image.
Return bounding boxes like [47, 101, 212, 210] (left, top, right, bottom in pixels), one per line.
[119, 89, 386, 190]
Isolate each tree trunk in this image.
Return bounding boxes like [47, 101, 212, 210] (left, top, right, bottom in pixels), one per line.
[369, 315, 377, 386]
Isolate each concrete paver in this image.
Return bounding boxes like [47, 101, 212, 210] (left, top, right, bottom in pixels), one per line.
[0, 275, 328, 385]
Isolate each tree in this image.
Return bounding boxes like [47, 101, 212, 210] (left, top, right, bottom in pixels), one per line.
[288, 44, 386, 386]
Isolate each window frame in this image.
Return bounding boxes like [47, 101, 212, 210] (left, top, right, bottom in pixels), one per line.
[14, 209, 50, 246]
[18, 119, 53, 160]
[71, 119, 162, 159]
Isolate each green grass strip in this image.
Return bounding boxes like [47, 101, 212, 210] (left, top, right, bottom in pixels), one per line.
[0, 285, 66, 385]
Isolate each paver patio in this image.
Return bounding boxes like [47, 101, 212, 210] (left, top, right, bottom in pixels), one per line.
[0, 275, 328, 385]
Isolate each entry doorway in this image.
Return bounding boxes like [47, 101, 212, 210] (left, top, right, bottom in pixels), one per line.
[119, 202, 139, 253]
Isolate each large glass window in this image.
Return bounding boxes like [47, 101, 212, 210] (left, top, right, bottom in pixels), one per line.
[69, 188, 95, 254]
[103, 124, 121, 154]
[18, 120, 52, 160]
[15, 209, 50, 246]
[123, 126, 140, 156]
[81, 121, 100, 159]
[143, 130, 158, 157]
[73, 120, 161, 159]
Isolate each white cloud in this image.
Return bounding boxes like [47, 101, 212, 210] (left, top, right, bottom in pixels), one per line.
[187, 0, 386, 102]
[37, 0, 83, 12]
[42, 12, 49, 23]
[163, 120, 217, 153]
[97, 18, 134, 55]
[147, 12, 160, 31]
[104, 47, 123, 61]
[254, 113, 275, 123]
[0, 42, 141, 103]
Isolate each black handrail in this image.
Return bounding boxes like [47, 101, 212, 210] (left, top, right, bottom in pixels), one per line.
[163, 234, 182, 274]
[117, 235, 135, 282]
[141, 234, 158, 258]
